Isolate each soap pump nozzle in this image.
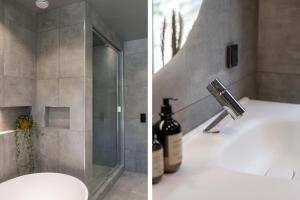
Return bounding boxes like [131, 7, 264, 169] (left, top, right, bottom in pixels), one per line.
[160, 97, 178, 116]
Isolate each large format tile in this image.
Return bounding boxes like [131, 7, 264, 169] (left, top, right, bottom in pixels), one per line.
[124, 118, 147, 154]
[124, 39, 147, 55]
[125, 150, 147, 174]
[124, 86, 147, 120]
[103, 171, 147, 200]
[4, 1, 36, 32]
[4, 24, 35, 78]
[59, 78, 85, 131]
[58, 129, 85, 179]
[38, 9, 59, 32]
[59, 2, 85, 27]
[37, 128, 60, 172]
[36, 79, 59, 126]
[4, 77, 34, 107]
[59, 24, 85, 78]
[37, 29, 59, 79]
[0, 76, 3, 106]
[124, 52, 148, 87]
[1, 133, 18, 181]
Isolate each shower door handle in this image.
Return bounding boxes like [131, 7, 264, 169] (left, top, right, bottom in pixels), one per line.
[117, 106, 122, 113]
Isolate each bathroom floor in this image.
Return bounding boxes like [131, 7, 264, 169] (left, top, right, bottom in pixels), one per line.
[88, 165, 113, 190]
[103, 171, 148, 200]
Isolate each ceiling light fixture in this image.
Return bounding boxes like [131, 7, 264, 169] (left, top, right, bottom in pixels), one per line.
[35, 0, 49, 9]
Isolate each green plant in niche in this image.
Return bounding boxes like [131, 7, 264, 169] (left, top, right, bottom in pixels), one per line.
[14, 114, 36, 174]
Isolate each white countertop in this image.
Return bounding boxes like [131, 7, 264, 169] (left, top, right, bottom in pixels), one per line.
[153, 98, 300, 200]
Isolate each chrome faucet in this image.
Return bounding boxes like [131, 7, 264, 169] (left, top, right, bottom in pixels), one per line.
[203, 79, 245, 133]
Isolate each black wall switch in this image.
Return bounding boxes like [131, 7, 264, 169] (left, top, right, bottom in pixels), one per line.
[140, 113, 146, 123]
[227, 44, 238, 68]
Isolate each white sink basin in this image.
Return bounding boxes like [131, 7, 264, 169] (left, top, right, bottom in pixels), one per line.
[153, 98, 300, 200]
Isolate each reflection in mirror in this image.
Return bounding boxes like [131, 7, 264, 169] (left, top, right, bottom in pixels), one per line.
[153, 0, 203, 73]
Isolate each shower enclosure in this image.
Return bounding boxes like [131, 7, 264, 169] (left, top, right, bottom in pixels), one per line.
[88, 30, 124, 195]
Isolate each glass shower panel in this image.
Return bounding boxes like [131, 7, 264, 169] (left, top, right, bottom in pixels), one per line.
[91, 32, 120, 190]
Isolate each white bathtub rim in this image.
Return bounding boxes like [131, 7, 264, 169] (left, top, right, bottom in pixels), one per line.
[0, 172, 88, 200]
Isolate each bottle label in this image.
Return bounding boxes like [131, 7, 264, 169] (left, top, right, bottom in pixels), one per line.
[153, 148, 164, 177]
[166, 132, 182, 166]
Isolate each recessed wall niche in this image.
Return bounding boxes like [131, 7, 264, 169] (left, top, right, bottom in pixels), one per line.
[0, 107, 32, 132]
[45, 107, 70, 129]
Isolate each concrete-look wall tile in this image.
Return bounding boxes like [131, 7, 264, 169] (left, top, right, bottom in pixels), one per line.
[1, 133, 18, 181]
[0, 77, 3, 106]
[37, 29, 59, 79]
[124, 39, 147, 54]
[38, 9, 59, 32]
[36, 80, 59, 126]
[124, 86, 147, 120]
[124, 52, 147, 87]
[257, 73, 290, 103]
[125, 150, 147, 174]
[59, 78, 85, 131]
[59, 2, 85, 27]
[59, 23, 85, 78]
[4, 24, 35, 78]
[124, 118, 147, 154]
[4, 1, 36, 32]
[37, 128, 60, 172]
[155, 50, 190, 112]
[257, 0, 300, 103]
[85, 20, 93, 79]
[58, 129, 85, 180]
[4, 77, 34, 107]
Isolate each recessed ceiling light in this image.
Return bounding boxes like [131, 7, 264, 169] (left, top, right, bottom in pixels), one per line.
[35, 0, 49, 9]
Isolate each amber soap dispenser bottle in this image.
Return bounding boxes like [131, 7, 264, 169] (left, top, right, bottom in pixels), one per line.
[155, 98, 182, 173]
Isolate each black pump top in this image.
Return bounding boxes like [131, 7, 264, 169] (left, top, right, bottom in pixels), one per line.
[160, 97, 178, 116]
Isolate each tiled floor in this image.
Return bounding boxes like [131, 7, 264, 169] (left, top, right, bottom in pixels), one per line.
[103, 171, 148, 200]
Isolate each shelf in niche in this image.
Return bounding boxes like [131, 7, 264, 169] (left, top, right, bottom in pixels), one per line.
[0, 106, 32, 132]
[45, 107, 70, 129]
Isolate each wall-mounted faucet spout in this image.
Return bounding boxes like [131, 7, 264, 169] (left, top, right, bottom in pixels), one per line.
[204, 79, 245, 133]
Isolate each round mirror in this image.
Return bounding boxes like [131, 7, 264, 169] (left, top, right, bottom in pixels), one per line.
[153, 0, 203, 73]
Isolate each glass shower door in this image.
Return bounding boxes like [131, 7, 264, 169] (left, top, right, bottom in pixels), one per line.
[91, 31, 121, 191]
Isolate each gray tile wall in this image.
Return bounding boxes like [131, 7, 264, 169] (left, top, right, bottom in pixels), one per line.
[35, 2, 86, 180]
[0, 0, 36, 182]
[257, 0, 300, 103]
[0, 0, 128, 185]
[124, 39, 148, 174]
[153, 0, 258, 134]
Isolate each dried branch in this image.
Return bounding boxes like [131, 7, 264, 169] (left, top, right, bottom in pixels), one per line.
[161, 17, 166, 66]
[172, 10, 177, 57]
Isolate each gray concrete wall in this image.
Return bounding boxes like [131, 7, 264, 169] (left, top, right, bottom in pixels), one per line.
[257, 0, 300, 103]
[35, 2, 86, 180]
[153, 0, 258, 134]
[0, 0, 36, 182]
[124, 39, 148, 174]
